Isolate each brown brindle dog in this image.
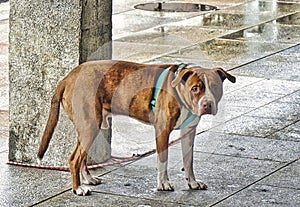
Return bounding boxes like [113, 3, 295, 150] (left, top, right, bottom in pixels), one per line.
[37, 60, 236, 195]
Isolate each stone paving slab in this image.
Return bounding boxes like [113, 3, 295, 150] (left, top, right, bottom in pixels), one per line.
[259, 159, 300, 190]
[210, 115, 295, 138]
[243, 78, 300, 95]
[232, 46, 300, 81]
[37, 191, 191, 207]
[0, 152, 70, 207]
[90, 146, 284, 206]
[187, 132, 300, 162]
[112, 41, 182, 63]
[216, 184, 300, 207]
[217, 159, 300, 206]
[0, 150, 124, 207]
[271, 120, 300, 142]
[246, 101, 300, 121]
[220, 78, 300, 107]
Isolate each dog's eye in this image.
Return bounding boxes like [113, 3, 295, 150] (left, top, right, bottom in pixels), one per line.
[191, 86, 199, 93]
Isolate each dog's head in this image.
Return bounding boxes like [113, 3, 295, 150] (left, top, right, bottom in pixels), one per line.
[171, 66, 236, 116]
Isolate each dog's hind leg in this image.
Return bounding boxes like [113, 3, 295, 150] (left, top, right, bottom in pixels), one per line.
[81, 157, 102, 185]
[68, 141, 90, 195]
[69, 124, 100, 195]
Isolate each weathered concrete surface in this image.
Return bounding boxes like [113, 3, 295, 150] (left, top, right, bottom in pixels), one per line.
[1, 0, 300, 206]
[9, 0, 112, 166]
[9, 0, 82, 166]
[80, 0, 112, 62]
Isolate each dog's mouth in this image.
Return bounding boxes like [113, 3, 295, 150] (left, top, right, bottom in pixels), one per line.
[200, 107, 217, 116]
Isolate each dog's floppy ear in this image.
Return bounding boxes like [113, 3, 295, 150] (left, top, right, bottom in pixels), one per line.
[171, 70, 194, 87]
[214, 68, 236, 83]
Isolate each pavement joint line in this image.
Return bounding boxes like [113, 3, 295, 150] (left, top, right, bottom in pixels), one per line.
[29, 166, 125, 206]
[227, 43, 300, 72]
[222, 78, 265, 94]
[29, 188, 71, 207]
[194, 150, 288, 164]
[205, 129, 300, 143]
[208, 157, 300, 207]
[92, 189, 189, 206]
[266, 119, 300, 139]
[113, 8, 135, 15]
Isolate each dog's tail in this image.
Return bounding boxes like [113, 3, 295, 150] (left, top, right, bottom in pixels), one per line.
[37, 80, 66, 161]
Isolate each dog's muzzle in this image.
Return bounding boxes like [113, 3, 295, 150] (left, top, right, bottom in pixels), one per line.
[199, 96, 217, 115]
[199, 74, 218, 116]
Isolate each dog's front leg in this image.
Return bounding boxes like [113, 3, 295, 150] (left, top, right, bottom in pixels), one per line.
[155, 127, 174, 191]
[181, 128, 207, 190]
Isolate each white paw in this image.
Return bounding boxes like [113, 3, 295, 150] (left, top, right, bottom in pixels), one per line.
[36, 157, 41, 165]
[82, 176, 102, 185]
[188, 180, 207, 190]
[157, 180, 174, 191]
[74, 186, 92, 196]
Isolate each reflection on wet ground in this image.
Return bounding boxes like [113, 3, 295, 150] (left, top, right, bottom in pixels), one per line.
[223, 13, 300, 44]
[134, 2, 219, 12]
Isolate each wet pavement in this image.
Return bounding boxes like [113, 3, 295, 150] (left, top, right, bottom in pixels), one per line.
[0, 0, 300, 206]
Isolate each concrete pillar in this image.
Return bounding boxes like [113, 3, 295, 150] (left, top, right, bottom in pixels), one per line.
[9, 0, 112, 166]
[88, 118, 112, 164]
[80, 0, 112, 63]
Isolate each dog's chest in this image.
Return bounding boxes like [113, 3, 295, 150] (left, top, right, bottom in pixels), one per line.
[174, 107, 200, 130]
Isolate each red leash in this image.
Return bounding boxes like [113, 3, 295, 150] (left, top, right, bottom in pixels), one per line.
[7, 128, 194, 171]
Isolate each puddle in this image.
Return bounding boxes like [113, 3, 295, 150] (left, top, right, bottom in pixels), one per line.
[221, 13, 300, 44]
[229, 1, 300, 14]
[168, 39, 290, 66]
[195, 13, 273, 30]
[134, 2, 218, 12]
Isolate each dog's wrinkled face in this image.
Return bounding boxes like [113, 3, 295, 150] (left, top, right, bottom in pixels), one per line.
[171, 67, 236, 116]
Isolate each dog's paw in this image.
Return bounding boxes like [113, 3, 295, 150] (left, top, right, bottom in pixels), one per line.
[36, 157, 42, 165]
[82, 176, 102, 185]
[157, 181, 174, 191]
[188, 180, 207, 190]
[73, 186, 92, 196]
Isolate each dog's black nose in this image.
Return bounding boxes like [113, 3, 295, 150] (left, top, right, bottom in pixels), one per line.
[203, 102, 212, 110]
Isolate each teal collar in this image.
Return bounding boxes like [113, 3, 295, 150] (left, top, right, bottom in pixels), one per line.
[150, 63, 197, 130]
